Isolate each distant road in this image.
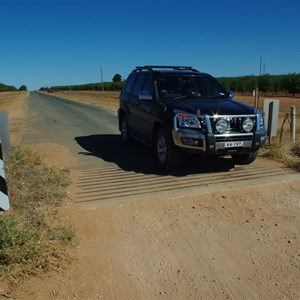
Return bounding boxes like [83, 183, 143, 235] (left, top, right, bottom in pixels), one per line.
[23, 92, 121, 170]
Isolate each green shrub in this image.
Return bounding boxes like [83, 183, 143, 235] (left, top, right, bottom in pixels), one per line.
[0, 146, 76, 282]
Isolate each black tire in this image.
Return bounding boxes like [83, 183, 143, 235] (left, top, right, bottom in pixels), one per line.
[231, 150, 258, 165]
[120, 115, 131, 145]
[154, 128, 181, 170]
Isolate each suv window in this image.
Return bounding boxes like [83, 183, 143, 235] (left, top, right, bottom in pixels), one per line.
[132, 74, 146, 96]
[200, 77, 224, 98]
[157, 76, 225, 99]
[124, 73, 136, 94]
[143, 74, 153, 96]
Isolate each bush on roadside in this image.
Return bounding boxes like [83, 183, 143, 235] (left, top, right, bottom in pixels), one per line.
[261, 141, 300, 171]
[0, 146, 76, 282]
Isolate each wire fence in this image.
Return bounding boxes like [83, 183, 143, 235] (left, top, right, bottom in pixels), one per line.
[279, 110, 299, 144]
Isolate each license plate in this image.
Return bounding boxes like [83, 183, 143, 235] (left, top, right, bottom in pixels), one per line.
[224, 141, 245, 148]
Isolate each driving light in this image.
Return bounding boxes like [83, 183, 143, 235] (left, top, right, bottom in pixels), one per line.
[177, 114, 201, 129]
[242, 117, 254, 132]
[215, 119, 227, 134]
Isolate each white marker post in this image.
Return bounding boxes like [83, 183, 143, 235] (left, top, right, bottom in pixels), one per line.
[0, 112, 10, 211]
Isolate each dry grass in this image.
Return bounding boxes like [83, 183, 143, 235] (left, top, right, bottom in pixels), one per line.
[0, 146, 76, 282]
[51, 90, 119, 112]
[261, 141, 300, 171]
[0, 91, 29, 144]
[0, 91, 27, 103]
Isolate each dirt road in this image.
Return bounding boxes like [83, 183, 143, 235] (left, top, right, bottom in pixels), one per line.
[16, 180, 300, 299]
[1, 92, 299, 299]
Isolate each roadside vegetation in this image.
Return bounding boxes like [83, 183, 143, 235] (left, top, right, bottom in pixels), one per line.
[40, 81, 123, 93]
[219, 73, 300, 96]
[0, 83, 18, 92]
[261, 140, 300, 171]
[0, 146, 76, 282]
[0, 83, 27, 92]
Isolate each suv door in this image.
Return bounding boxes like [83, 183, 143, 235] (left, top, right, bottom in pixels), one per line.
[128, 73, 154, 144]
[134, 74, 154, 144]
[120, 72, 138, 136]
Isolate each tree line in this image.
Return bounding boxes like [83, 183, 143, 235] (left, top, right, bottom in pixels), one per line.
[40, 81, 123, 92]
[40, 73, 123, 92]
[218, 73, 300, 96]
[0, 83, 27, 92]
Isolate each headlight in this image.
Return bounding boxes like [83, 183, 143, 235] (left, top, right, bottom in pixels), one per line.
[215, 119, 227, 134]
[177, 114, 201, 129]
[242, 117, 254, 132]
[258, 113, 265, 127]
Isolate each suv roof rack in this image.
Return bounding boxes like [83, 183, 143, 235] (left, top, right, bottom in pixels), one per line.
[135, 65, 199, 72]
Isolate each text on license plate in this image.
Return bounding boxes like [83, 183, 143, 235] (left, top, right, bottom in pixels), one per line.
[224, 141, 245, 148]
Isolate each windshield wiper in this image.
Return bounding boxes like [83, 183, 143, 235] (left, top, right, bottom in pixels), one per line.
[174, 95, 200, 100]
[210, 94, 227, 99]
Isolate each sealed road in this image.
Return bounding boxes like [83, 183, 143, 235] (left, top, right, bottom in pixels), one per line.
[23, 92, 120, 169]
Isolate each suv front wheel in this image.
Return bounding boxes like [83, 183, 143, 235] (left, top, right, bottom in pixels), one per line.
[155, 128, 181, 170]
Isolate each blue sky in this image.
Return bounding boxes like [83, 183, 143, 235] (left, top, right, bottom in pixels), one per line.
[1, 0, 299, 91]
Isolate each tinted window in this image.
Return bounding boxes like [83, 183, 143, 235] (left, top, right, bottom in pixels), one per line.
[132, 74, 146, 96]
[157, 76, 225, 99]
[200, 77, 224, 98]
[125, 73, 136, 94]
[143, 74, 153, 96]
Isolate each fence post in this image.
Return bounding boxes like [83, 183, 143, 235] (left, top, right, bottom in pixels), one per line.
[290, 106, 296, 144]
[0, 137, 10, 211]
[267, 101, 274, 145]
[0, 112, 10, 156]
[0, 112, 10, 211]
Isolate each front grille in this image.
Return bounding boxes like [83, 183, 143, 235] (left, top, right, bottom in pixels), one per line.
[215, 135, 253, 142]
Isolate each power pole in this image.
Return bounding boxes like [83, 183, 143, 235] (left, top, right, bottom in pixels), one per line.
[100, 67, 104, 92]
[255, 57, 263, 109]
[259, 57, 262, 76]
[69, 76, 72, 91]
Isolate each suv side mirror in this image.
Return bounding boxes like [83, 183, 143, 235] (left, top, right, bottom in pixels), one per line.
[139, 91, 153, 101]
[227, 90, 235, 98]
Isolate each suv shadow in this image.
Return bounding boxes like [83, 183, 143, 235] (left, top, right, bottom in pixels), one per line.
[75, 134, 235, 176]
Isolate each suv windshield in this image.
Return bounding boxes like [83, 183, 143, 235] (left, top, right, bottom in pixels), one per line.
[157, 76, 226, 99]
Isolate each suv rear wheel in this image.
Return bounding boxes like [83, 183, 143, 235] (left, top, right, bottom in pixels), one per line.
[155, 128, 181, 170]
[231, 150, 258, 165]
[120, 115, 131, 144]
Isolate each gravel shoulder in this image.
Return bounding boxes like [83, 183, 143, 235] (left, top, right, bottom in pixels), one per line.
[1, 91, 299, 299]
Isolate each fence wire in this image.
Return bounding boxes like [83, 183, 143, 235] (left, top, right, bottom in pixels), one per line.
[279, 113, 300, 143]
